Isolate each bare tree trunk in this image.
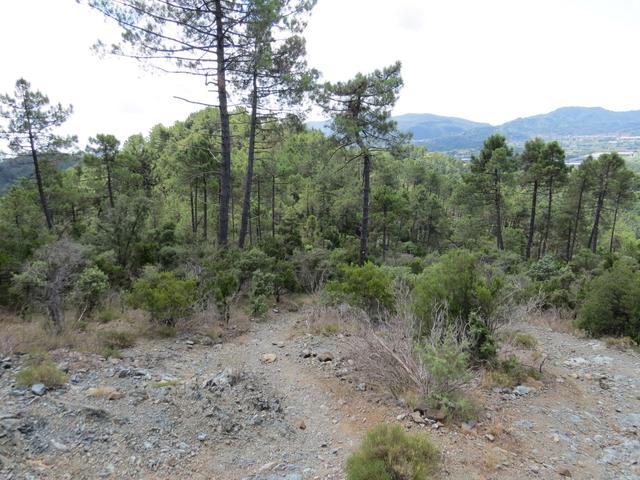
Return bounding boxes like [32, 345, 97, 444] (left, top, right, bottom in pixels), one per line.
[525, 179, 538, 260]
[215, 0, 231, 247]
[359, 151, 371, 265]
[106, 161, 115, 208]
[569, 177, 586, 260]
[271, 174, 276, 238]
[190, 185, 196, 236]
[609, 193, 621, 253]
[28, 126, 53, 230]
[541, 176, 554, 257]
[382, 206, 388, 261]
[203, 174, 208, 241]
[256, 176, 262, 243]
[494, 169, 504, 250]
[239, 64, 259, 248]
[588, 166, 611, 253]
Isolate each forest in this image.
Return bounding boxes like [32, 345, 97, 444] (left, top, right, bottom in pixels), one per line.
[1, 1, 639, 479]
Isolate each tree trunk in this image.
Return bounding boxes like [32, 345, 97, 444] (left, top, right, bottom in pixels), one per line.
[588, 166, 611, 253]
[106, 161, 115, 208]
[28, 127, 53, 230]
[569, 177, 586, 260]
[202, 174, 208, 241]
[494, 169, 504, 250]
[359, 151, 371, 265]
[541, 176, 554, 257]
[190, 185, 196, 236]
[239, 64, 259, 248]
[214, 0, 231, 247]
[256, 176, 262, 243]
[609, 193, 621, 253]
[271, 174, 276, 238]
[382, 206, 388, 261]
[525, 179, 538, 260]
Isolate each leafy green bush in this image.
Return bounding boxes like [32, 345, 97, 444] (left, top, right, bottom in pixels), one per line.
[291, 247, 335, 293]
[324, 262, 394, 317]
[413, 250, 501, 331]
[73, 265, 109, 315]
[127, 267, 197, 325]
[576, 262, 640, 341]
[346, 424, 439, 480]
[100, 330, 136, 349]
[15, 353, 68, 388]
[489, 355, 541, 388]
[468, 313, 497, 363]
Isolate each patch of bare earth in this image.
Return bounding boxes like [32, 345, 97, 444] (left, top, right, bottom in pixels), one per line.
[1, 309, 639, 479]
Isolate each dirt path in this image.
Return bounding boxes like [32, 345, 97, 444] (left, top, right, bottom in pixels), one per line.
[2, 311, 639, 479]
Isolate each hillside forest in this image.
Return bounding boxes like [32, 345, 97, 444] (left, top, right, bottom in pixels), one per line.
[1, 1, 639, 478]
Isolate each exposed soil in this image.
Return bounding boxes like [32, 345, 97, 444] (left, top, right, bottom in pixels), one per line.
[1, 309, 639, 479]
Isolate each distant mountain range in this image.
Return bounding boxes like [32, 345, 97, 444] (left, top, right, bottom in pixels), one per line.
[309, 106, 640, 153]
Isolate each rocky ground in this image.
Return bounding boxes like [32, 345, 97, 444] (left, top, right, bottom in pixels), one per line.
[1, 307, 639, 479]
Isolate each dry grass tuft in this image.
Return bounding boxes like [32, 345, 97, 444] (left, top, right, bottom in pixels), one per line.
[15, 353, 68, 388]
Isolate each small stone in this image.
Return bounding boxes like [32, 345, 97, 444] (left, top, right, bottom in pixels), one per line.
[301, 349, 312, 358]
[197, 432, 208, 442]
[317, 351, 334, 362]
[557, 467, 572, 477]
[513, 385, 531, 395]
[410, 411, 426, 424]
[529, 464, 540, 474]
[50, 439, 69, 451]
[355, 383, 366, 392]
[297, 420, 307, 430]
[485, 433, 496, 442]
[185, 340, 195, 346]
[262, 353, 277, 363]
[31, 383, 46, 396]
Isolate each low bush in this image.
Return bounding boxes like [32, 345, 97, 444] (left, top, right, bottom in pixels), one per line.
[512, 331, 537, 349]
[127, 267, 197, 326]
[96, 308, 119, 324]
[324, 262, 394, 318]
[575, 261, 640, 341]
[100, 330, 136, 349]
[488, 355, 541, 388]
[15, 353, 68, 388]
[413, 250, 502, 333]
[346, 423, 439, 480]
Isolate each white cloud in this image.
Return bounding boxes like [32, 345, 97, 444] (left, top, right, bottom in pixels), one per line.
[1, 0, 639, 148]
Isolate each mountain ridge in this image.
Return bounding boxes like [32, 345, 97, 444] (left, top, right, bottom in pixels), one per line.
[309, 106, 640, 152]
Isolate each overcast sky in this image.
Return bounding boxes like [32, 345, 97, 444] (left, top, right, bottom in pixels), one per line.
[1, 0, 639, 148]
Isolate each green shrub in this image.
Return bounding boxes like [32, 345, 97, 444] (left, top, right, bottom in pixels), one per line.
[250, 293, 269, 317]
[291, 247, 335, 293]
[468, 314, 497, 363]
[324, 262, 394, 317]
[100, 330, 136, 349]
[489, 355, 541, 388]
[15, 353, 68, 388]
[512, 331, 537, 349]
[576, 262, 640, 341]
[128, 267, 197, 325]
[74, 265, 109, 314]
[346, 424, 439, 480]
[428, 391, 481, 423]
[413, 250, 501, 332]
[96, 308, 119, 324]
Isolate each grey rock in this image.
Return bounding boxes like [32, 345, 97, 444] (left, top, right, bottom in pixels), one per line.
[355, 382, 366, 391]
[316, 351, 334, 362]
[31, 384, 46, 396]
[514, 385, 531, 395]
[197, 432, 208, 442]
